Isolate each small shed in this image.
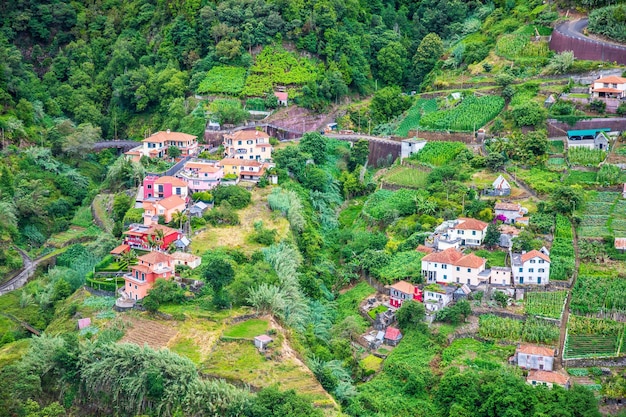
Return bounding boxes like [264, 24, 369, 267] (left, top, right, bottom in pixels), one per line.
[207, 121, 221, 131]
[189, 201, 209, 217]
[615, 238, 626, 253]
[174, 236, 191, 250]
[384, 327, 403, 346]
[254, 334, 273, 351]
[274, 92, 288, 106]
[594, 132, 609, 151]
[77, 318, 91, 330]
[453, 284, 471, 301]
[110, 244, 130, 257]
[623, 183, 626, 199]
[486, 175, 511, 197]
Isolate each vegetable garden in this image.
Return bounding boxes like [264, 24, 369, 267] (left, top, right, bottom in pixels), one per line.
[550, 215, 575, 281]
[567, 147, 606, 166]
[564, 315, 625, 359]
[409, 141, 467, 166]
[197, 66, 247, 95]
[479, 315, 559, 344]
[495, 34, 550, 61]
[570, 275, 626, 315]
[418, 95, 504, 132]
[525, 291, 567, 319]
[578, 192, 623, 238]
[395, 98, 437, 137]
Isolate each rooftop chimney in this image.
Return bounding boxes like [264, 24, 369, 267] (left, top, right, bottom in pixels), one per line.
[167, 129, 170, 134]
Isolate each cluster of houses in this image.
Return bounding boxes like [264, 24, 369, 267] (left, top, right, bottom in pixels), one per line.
[512, 344, 571, 389]
[112, 128, 277, 306]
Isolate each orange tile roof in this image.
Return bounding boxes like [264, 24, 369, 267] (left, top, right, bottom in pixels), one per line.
[422, 247, 464, 264]
[500, 225, 520, 235]
[615, 238, 626, 250]
[142, 131, 197, 143]
[595, 75, 626, 84]
[455, 253, 486, 269]
[224, 130, 269, 141]
[528, 370, 569, 385]
[220, 158, 263, 167]
[131, 264, 152, 274]
[110, 244, 130, 255]
[138, 251, 173, 265]
[390, 280, 416, 295]
[198, 166, 221, 174]
[171, 252, 201, 262]
[154, 176, 188, 187]
[454, 218, 488, 231]
[147, 224, 179, 236]
[518, 344, 554, 357]
[495, 202, 521, 211]
[416, 245, 434, 254]
[521, 250, 550, 263]
[592, 87, 623, 93]
[158, 195, 186, 210]
[274, 92, 288, 101]
[185, 161, 219, 170]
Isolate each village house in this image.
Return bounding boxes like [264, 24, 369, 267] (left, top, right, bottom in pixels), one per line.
[383, 327, 403, 346]
[143, 195, 186, 226]
[170, 251, 202, 269]
[188, 201, 209, 218]
[527, 370, 571, 389]
[449, 218, 489, 246]
[495, 202, 528, 224]
[486, 175, 511, 197]
[177, 160, 224, 192]
[122, 251, 175, 301]
[400, 138, 427, 159]
[123, 224, 182, 251]
[274, 91, 288, 106]
[510, 249, 551, 285]
[567, 130, 611, 151]
[143, 176, 189, 200]
[125, 130, 198, 161]
[421, 247, 488, 287]
[489, 266, 512, 286]
[423, 284, 455, 312]
[219, 158, 273, 182]
[589, 75, 626, 99]
[254, 334, 273, 352]
[515, 344, 555, 371]
[222, 129, 272, 161]
[388, 280, 423, 308]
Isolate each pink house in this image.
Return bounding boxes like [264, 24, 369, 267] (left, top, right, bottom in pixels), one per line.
[122, 251, 175, 301]
[143, 195, 186, 226]
[177, 160, 224, 191]
[143, 176, 189, 200]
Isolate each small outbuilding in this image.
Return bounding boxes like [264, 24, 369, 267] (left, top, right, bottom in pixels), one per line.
[254, 334, 273, 352]
[77, 318, 91, 330]
[110, 244, 130, 257]
[615, 238, 626, 253]
[384, 327, 403, 346]
[274, 92, 288, 106]
[485, 175, 511, 197]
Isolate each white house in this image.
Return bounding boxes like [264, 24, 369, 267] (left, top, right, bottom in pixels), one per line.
[495, 202, 528, 224]
[401, 138, 427, 159]
[510, 250, 551, 285]
[170, 251, 202, 269]
[589, 75, 626, 99]
[421, 247, 488, 287]
[423, 284, 455, 312]
[516, 344, 555, 371]
[488, 175, 511, 196]
[449, 218, 489, 246]
[527, 370, 570, 389]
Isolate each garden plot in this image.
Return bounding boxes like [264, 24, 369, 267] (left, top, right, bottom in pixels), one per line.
[119, 317, 179, 349]
[578, 192, 623, 238]
[570, 275, 626, 316]
[381, 165, 430, 188]
[525, 291, 567, 319]
[564, 315, 625, 359]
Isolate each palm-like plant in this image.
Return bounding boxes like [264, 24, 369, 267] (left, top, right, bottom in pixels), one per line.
[171, 210, 188, 231]
[119, 249, 138, 271]
[153, 228, 165, 249]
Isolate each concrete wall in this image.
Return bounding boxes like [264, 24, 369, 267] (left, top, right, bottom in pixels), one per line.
[547, 118, 626, 137]
[550, 28, 626, 65]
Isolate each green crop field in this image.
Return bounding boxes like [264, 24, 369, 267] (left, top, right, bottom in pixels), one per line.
[564, 315, 625, 359]
[197, 66, 247, 95]
[395, 98, 437, 137]
[418, 95, 504, 132]
[525, 291, 567, 319]
[571, 275, 626, 315]
[578, 192, 623, 237]
[382, 166, 430, 188]
[568, 147, 606, 166]
[409, 141, 467, 166]
[495, 34, 550, 60]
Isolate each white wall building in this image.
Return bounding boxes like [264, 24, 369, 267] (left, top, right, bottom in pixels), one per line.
[421, 247, 488, 287]
[510, 250, 551, 285]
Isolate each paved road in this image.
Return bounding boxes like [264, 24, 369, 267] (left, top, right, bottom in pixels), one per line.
[325, 133, 402, 146]
[555, 18, 626, 50]
[0, 248, 59, 296]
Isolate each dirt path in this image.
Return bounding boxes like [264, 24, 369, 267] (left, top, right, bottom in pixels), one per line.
[502, 168, 539, 199]
[558, 222, 580, 367]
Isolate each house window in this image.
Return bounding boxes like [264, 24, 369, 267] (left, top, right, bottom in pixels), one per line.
[519, 277, 524, 284]
[456, 267, 460, 271]
[240, 166, 245, 170]
[539, 260, 545, 264]
[539, 268, 544, 273]
[249, 167, 253, 171]
[519, 267, 523, 272]
[467, 268, 471, 273]
[250, 148, 253, 153]
[262, 147, 266, 152]
[472, 231, 476, 235]
[538, 277, 542, 284]
[135, 285, 137, 289]
[530, 259, 536, 264]
[147, 184, 152, 189]
[247, 140, 253, 144]
[443, 275, 447, 280]
[467, 279, 470, 285]
[141, 273, 145, 281]
[434, 264, 437, 268]
[238, 141, 242, 145]
[442, 264, 447, 269]
[250, 156, 254, 159]
[135, 271, 139, 279]
[128, 282, 131, 287]
[529, 268, 534, 273]
[175, 188, 181, 195]
[456, 278, 460, 283]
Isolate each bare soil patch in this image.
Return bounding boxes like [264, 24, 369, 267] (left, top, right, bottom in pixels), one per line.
[119, 316, 179, 349]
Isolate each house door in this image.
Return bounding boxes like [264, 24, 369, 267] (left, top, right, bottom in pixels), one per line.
[519, 277, 524, 284]
[537, 277, 541, 284]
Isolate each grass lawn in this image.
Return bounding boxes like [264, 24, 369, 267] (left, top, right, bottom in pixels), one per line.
[441, 338, 515, 368]
[223, 319, 269, 339]
[472, 249, 507, 267]
[190, 187, 290, 256]
[548, 140, 564, 155]
[381, 166, 430, 188]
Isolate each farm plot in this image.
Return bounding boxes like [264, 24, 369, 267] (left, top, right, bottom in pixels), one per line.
[564, 315, 625, 359]
[547, 157, 566, 171]
[197, 66, 247, 95]
[395, 98, 437, 137]
[525, 291, 567, 319]
[564, 170, 598, 186]
[570, 275, 626, 315]
[568, 148, 606, 166]
[409, 141, 467, 166]
[479, 315, 559, 344]
[579, 215, 611, 238]
[495, 34, 550, 60]
[119, 317, 179, 349]
[381, 166, 430, 188]
[578, 192, 621, 237]
[418, 95, 504, 132]
[551, 215, 575, 281]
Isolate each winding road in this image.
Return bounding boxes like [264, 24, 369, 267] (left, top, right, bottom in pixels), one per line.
[0, 247, 64, 296]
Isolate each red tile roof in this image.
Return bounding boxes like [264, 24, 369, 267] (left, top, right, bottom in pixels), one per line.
[139, 251, 173, 265]
[527, 370, 569, 385]
[521, 250, 550, 263]
[422, 247, 464, 264]
[154, 176, 188, 187]
[495, 202, 521, 211]
[384, 327, 402, 341]
[416, 245, 434, 254]
[518, 344, 554, 357]
[454, 218, 488, 231]
[595, 75, 626, 84]
[615, 238, 626, 250]
[224, 130, 269, 141]
[147, 224, 180, 236]
[142, 131, 197, 143]
[158, 195, 186, 210]
[274, 92, 288, 101]
[110, 244, 130, 255]
[592, 88, 623, 94]
[220, 158, 263, 167]
[390, 280, 416, 295]
[455, 253, 486, 269]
